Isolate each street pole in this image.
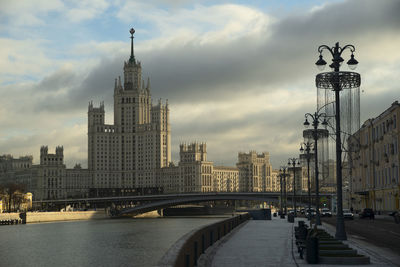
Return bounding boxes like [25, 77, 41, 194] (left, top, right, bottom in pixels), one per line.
[314, 122, 321, 225]
[304, 113, 328, 226]
[288, 158, 300, 217]
[280, 172, 283, 217]
[300, 142, 313, 226]
[284, 168, 288, 216]
[316, 42, 359, 240]
[307, 152, 311, 225]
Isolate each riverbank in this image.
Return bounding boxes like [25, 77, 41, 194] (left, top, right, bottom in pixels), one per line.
[0, 211, 108, 223]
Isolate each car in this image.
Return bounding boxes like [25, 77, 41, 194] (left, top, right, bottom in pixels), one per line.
[359, 208, 374, 219]
[343, 209, 354, 220]
[306, 208, 316, 217]
[321, 208, 332, 217]
[389, 211, 400, 224]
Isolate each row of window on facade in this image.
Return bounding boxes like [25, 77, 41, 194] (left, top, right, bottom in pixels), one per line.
[371, 115, 397, 142]
[120, 97, 150, 104]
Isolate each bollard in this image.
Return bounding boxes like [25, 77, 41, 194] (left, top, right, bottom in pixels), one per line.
[19, 212, 27, 224]
[288, 213, 295, 223]
[394, 213, 400, 224]
[306, 236, 319, 264]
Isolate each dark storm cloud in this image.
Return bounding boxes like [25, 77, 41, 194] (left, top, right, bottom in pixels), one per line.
[34, 67, 77, 92]
[29, 56, 124, 112]
[129, 0, 400, 103]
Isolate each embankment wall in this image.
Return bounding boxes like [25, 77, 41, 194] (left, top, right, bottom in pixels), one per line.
[0, 211, 107, 223]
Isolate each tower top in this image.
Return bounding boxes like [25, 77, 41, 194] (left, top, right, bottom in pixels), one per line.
[129, 28, 135, 64]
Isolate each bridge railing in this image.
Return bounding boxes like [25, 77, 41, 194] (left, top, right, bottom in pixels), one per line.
[158, 213, 251, 267]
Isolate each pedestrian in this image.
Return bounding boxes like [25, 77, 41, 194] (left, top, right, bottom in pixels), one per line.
[350, 207, 353, 213]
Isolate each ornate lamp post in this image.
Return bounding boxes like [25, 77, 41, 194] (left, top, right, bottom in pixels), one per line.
[315, 42, 360, 240]
[280, 167, 289, 216]
[288, 158, 300, 217]
[300, 141, 314, 225]
[279, 171, 284, 218]
[304, 112, 328, 225]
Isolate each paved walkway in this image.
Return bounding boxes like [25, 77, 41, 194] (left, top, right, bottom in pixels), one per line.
[209, 216, 400, 267]
[211, 218, 295, 266]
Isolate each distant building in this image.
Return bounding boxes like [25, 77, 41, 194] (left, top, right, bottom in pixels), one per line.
[0, 155, 35, 189]
[236, 151, 272, 192]
[161, 143, 239, 193]
[0, 147, 91, 200]
[271, 169, 280, 192]
[348, 101, 399, 212]
[0, 29, 279, 199]
[177, 143, 213, 192]
[213, 166, 239, 192]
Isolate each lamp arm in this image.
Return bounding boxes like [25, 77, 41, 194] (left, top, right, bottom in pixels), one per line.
[318, 45, 333, 56]
[316, 101, 335, 114]
[339, 44, 356, 56]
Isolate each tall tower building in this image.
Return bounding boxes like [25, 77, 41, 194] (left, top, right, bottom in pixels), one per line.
[88, 28, 171, 196]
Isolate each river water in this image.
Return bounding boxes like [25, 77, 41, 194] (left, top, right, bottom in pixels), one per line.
[0, 217, 226, 267]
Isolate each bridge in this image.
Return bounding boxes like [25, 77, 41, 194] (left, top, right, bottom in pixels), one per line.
[32, 192, 334, 215]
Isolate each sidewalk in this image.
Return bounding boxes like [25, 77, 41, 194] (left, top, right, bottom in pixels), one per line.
[211, 217, 295, 266]
[208, 216, 400, 267]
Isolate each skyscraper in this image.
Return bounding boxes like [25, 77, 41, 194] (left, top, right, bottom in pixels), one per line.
[88, 28, 171, 196]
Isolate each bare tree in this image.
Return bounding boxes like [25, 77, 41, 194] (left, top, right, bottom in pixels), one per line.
[1, 183, 26, 212]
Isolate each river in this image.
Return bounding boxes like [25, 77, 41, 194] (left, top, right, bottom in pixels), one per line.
[0, 217, 226, 267]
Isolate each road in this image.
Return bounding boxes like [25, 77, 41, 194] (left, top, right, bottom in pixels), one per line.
[321, 216, 400, 255]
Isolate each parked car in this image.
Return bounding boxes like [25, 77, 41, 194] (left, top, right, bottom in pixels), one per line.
[306, 208, 316, 217]
[389, 211, 400, 224]
[321, 208, 332, 217]
[359, 208, 375, 219]
[343, 209, 354, 220]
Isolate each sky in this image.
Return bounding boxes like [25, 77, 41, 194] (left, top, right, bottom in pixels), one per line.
[0, 0, 399, 169]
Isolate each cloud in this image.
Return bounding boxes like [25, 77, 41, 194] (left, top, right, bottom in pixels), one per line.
[0, 0, 64, 26]
[66, 0, 110, 22]
[0, 38, 60, 84]
[1, 0, 400, 169]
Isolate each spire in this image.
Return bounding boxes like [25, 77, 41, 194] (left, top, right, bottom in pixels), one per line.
[146, 77, 150, 90]
[118, 76, 122, 88]
[114, 78, 117, 89]
[129, 28, 135, 64]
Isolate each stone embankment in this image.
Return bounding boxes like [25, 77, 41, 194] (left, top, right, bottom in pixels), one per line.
[158, 213, 251, 267]
[0, 211, 107, 224]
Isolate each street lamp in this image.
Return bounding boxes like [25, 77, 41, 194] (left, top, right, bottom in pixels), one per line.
[304, 112, 329, 225]
[316, 42, 360, 240]
[288, 158, 300, 217]
[280, 167, 289, 216]
[300, 141, 314, 225]
[279, 170, 284, 218]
